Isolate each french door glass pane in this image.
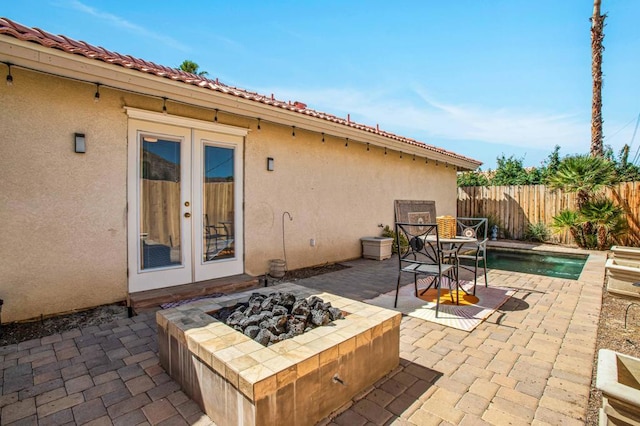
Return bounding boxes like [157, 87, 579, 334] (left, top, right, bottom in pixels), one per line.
[140, 135, 182, 270]
[203, 145, 235, 262]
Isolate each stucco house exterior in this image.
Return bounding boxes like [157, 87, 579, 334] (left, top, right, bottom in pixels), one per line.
[0, 18, 481, 323]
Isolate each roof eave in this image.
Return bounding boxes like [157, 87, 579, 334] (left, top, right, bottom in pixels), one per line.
[0, 35, 482, 171]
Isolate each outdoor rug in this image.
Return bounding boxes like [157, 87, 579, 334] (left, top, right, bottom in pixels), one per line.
[364, 278, 514, 331]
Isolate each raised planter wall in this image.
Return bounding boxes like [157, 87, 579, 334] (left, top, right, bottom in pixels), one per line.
[596, 349, 640, 425]
[605, 258, 640, 299]
[612, 246, 640, 262]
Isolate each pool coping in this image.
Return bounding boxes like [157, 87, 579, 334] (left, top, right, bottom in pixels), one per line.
[486, 240, 606, 282]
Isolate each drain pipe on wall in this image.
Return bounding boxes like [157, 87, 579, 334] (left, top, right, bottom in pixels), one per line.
[282, 211, 293, 272]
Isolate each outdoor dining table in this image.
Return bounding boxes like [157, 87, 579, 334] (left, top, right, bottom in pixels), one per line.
[424, 235, 478, 252]
[423, 234, 478, 298]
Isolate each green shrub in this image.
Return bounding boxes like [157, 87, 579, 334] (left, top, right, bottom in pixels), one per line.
[381, 225, 408, 254]
[524, 222, 550, 242]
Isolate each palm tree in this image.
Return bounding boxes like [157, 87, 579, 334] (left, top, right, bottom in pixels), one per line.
[178, 60, 208, 77]
[548, 155, 618, 249]
[546, 155, 616, 209]
[552, 209, 585, 247]
[590, 0, 605, 157]
[581, 197, 626, 250]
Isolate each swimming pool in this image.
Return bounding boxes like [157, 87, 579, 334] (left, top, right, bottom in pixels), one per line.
[463, 249, 588, 280]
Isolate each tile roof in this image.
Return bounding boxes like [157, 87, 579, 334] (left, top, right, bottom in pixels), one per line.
[0, 17, 481, 167]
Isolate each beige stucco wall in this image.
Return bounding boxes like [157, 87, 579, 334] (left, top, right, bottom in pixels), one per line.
[1, 67, 459, 322]
[243, 122, 458, 275]
[1, 69, 129, 323]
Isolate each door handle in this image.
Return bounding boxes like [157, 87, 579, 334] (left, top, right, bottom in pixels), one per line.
[184, 212, 191, 218]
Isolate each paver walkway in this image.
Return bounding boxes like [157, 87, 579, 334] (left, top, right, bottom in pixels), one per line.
[0, 250, 606, 425]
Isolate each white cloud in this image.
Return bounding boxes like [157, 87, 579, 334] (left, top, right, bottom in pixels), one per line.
[63, 0, 190, 52]
[263, 85, 592, 152]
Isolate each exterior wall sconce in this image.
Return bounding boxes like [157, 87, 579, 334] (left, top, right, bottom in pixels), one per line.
[74, 133, 86, 153]
[267, 157, 274, 171]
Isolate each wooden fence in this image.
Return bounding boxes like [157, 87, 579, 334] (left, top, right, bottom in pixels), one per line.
[142, 181, 234, 247]
[457, 182, 640, 246]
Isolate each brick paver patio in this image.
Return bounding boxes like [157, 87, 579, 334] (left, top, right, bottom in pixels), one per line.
[0, 248, 605, 425]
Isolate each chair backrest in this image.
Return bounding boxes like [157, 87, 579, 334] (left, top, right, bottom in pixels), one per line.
[395, 222, 443, 268]
[456, 217, 488, 239]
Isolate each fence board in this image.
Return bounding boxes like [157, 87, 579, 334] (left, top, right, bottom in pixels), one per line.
[457, 183, 640, 246]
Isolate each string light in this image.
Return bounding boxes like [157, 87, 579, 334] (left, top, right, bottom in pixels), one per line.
[0, 63, 456, 168]
[292, 126, 296, 138]
[6, 63, 13, 86]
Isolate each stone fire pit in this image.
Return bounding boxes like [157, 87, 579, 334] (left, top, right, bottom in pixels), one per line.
[156, 283, 401, 426]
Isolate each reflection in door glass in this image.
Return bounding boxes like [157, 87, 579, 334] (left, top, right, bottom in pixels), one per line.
[203, 145, 234, 262]
[140, 136, 182, 270]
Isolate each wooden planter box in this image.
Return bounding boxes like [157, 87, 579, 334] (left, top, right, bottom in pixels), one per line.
[597, 349, 640, 425]
[361, 237, 393, 261]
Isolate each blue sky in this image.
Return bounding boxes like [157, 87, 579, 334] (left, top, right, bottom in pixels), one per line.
[4, 1, 640, 169]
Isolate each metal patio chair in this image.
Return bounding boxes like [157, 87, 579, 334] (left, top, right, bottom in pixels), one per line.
[394, 222, 459, 317]
[456, 217, 489, 293]
[204, 214, 228, 261]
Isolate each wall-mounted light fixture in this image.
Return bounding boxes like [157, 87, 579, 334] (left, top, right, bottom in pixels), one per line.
[74, 133, 86, 153]
[321, 132, 325, 143]
[267, 157, 274, 171]
[94, 83, 100, 103]
[257, 118, 261, 131]
[6, 63, 13, 86]
[366, 143, 370, 151]
[345, 138, 349, 148]
[214, 109, 218, 122]
[162, 97, 167, 114]
[292, 126, 296, 138]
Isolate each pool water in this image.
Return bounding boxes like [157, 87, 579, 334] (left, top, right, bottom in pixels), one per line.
[462, 249, 588, 280]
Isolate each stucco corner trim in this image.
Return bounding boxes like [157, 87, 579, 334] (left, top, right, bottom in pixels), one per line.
[124, 107, 250, 137]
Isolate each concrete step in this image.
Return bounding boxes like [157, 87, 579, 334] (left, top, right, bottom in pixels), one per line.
[129, 274, 261, 313]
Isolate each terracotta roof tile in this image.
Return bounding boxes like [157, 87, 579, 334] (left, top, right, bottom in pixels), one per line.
[0, 17, 480, 167]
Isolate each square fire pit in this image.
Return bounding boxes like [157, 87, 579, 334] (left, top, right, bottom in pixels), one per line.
[156, 283, 401, 426]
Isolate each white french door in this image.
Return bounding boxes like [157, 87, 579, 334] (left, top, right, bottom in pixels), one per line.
[126, 108, 245, 293]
